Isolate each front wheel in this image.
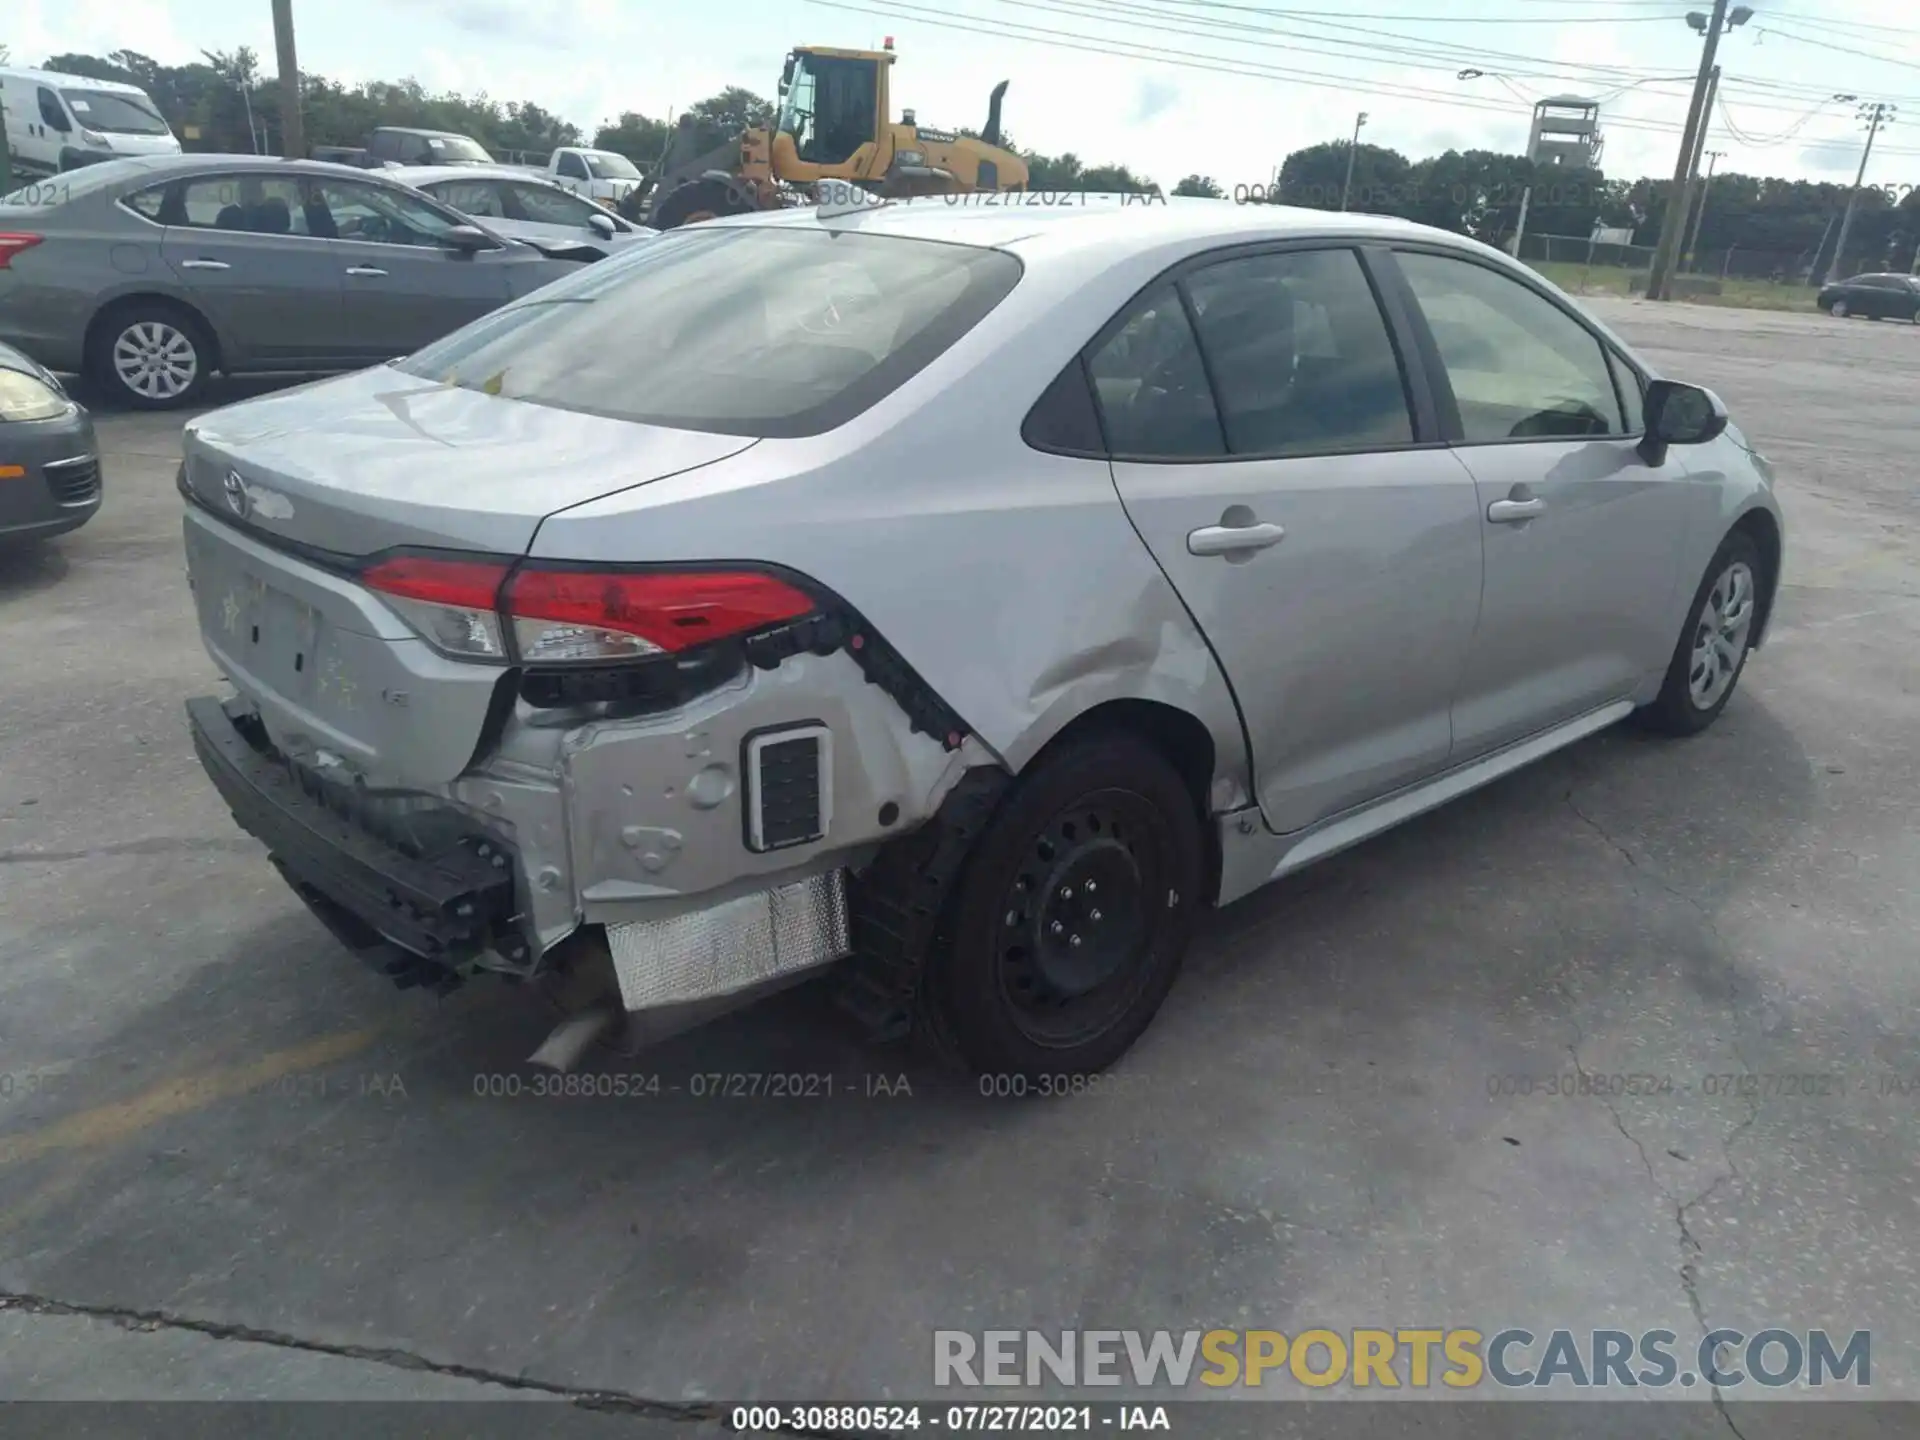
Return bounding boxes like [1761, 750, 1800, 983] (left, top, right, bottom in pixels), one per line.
[650, 177, 756, 230]
[1832, 298, 1850, 318]
[1637, 531, 1765, 736]
[926, 736, 1205, 1078]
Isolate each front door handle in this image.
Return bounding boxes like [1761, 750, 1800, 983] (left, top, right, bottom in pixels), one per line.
[345, 265, 390, 277]
[1187, 521, 1286, 557]
[179, 259, 231, 271]
[1487, 498, 1546, 523]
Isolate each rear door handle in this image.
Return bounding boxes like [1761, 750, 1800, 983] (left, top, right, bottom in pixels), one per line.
[1187, 522, 1286, 557]
[179, 259, 231, 271]
[345, 266, 389, 277]
[1487, 498, 1546, 523]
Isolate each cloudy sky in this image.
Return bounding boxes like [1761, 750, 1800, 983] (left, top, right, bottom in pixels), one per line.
[9, 0, 1920, 189]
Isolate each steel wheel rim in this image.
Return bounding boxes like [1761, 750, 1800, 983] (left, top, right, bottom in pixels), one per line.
[112, 321, 197, 400]
[1833, 300, 1848, 318]
[1688, 559, 1755, 711]
[994, 786, 1166, 1049]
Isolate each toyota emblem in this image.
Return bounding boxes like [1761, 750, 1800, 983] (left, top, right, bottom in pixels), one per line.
[223, 469, 250, 518]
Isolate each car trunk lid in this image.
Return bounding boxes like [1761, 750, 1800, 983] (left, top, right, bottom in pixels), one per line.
[182, 365, 757, 559]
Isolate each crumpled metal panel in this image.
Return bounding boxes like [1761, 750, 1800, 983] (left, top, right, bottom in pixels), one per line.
[605, 870, 851, 1012]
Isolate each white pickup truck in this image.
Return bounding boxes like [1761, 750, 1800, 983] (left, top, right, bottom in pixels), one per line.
[540, 147, 646, 208]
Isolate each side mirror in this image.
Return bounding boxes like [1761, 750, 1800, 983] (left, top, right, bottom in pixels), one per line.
[442, 223, 499, 254]
[1639, 379, 1727, 465]
[587, 210, 616, 239]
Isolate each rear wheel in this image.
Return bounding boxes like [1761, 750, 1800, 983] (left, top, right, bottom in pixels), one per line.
[651, 177, 756, 230]
[1637, 531, 1765, 736]
[91, 302, 213, 410]
[926, 737, 1204, 1078]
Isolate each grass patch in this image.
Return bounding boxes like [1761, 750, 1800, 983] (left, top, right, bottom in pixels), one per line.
[1526, 260, 1820, 313]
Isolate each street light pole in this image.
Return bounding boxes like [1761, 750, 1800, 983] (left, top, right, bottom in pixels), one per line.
[1827, 101, 1895, 286]
[1340, 111, 1368, 212]
[1685, 148, 1725, 271]
[271, 0, 306, 160]
[1645, 1, 1749, 302]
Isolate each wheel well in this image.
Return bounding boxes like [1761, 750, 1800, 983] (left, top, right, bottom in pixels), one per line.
[1731, 508, 1782, 644]
[1024, 699, 1221, 896]
[84, 294, 223, 376]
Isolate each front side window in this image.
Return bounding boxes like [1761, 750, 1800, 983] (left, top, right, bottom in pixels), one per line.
[506, 181, 599, 227]
[427, 180, 507, 218]
[1396, 250, 1623, 442]
[61, 89, 169, 135]
[37, 89, 70, 132]
[315, 179, 473, 247]
[1606, 349, 1645, 434]
[397, 227, 1022, 437]
[1184, 248, 1412, 456]
[1085, 286, 1225, 459]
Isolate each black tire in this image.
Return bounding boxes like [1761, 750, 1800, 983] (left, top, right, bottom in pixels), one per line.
[89, 301, 214, 410]
[1832, 298, 1850, 319]
[651, 177, 755, 230]
[1637, 530, 1766, 737]
[924, 736, 1205, 1078]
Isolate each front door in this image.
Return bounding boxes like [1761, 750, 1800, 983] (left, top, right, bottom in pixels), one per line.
[157, 173, 353, 366]
[310, 177, 517, 360]
[1389, 248, 1696, 759]
[1096, 246, 1485, 835]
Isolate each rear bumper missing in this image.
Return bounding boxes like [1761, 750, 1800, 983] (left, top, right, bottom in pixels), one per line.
[187, 695, 525, 985]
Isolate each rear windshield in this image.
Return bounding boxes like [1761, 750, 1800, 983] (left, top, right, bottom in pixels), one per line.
[397, 225, 1023, 437]
[61, 89, 170, 135]
[425, 135, 491, 163]
[584, 152, 641, 179]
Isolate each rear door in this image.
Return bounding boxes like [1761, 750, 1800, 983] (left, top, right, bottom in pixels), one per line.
[154, 172, 353, 366]
[311, 176, 518, 359]
[1098, 244, 1485, 835]
[1388, 247, 1695, 759]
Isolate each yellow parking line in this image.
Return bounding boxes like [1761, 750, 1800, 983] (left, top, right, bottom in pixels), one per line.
[0, 1026, 381, 1171]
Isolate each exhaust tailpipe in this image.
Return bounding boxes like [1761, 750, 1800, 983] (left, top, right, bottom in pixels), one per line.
[529, 1007, 619, 1073]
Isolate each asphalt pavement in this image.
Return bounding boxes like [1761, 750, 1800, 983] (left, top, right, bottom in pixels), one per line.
[0, 302, 1915, 1426]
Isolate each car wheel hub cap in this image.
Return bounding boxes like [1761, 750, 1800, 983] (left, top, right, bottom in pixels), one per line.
[1688, 560, 1754, 710]
[113, 322, 197, 399]
[996, 794, 1160, 1047]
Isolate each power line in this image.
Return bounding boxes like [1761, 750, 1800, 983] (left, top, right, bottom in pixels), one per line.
[1755, 22, 1920, 76]
[991, 0, 1914, 118]
[809, 0, 1701, 137]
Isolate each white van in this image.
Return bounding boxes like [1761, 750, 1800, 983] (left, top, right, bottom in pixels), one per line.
[0, 67, 182, 179]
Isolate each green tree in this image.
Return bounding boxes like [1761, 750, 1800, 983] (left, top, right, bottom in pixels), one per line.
[594, 111, 672, 169]
[1278, 140, 1412, 213]
[1173, 174, 1223, 198]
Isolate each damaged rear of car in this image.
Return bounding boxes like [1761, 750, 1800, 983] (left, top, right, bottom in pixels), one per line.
[183, 215, 1181, 1071]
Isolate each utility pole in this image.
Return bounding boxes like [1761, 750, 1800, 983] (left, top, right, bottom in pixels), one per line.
[1645, 2, 1751, 302]
[1827, 101, 1895, 286]
[271, 0, 306, 160]
[1685, 148, 1726, 272]
[1339, 111, 1368, 212]
[1509, 185, 1532, 258]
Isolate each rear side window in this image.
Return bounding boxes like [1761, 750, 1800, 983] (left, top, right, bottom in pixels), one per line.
[1184, 249, 1412, 456]
[1085, 286, 1225, 459]
[428, 180, 507, 218]
[399, 227, 1023, 438]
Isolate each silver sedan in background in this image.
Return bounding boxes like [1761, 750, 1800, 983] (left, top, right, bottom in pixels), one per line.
[0, 155, 587, 409]
[398, 165, 658, 260]
[178, 202, 1784, 1077]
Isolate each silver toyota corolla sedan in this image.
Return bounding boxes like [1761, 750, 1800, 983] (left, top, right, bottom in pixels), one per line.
[179, 198, 1784, 1078]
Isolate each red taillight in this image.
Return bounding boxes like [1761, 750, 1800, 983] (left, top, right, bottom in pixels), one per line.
[505, 568, 815, 663]
[359, 555, 814, 665]
[362, 555, 511, 660]
[0, 234, 44, 269]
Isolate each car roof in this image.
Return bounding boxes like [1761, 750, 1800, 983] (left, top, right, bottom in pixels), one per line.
[70, 153, 427, 181]
[0, 66, 151, 95]
[712, 194, 1477, 256]
[375, 127, 480, 139]
[399, 164, 558, 186]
